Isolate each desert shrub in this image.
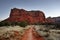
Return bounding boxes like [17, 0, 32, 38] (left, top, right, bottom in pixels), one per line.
[0, 22, 5, 26]
[18, 21, 28, 27]
[0, 21, 11, 26]
[55, 24, 60, 29]
[34, 22, 43, 25]
[0, 20, 28, 27]
[11, 22, 18, 26]
[4, 22, 11, 26]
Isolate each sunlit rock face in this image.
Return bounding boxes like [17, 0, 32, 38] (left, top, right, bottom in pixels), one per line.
[3, 8, 46, 24]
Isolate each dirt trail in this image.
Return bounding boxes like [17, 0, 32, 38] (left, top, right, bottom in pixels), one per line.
[21, 26, 45, 40]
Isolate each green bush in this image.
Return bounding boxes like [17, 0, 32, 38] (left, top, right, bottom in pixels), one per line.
[0, 22, 4, 26]
[0, 20, 28, 27]
[11, 22, 17, 26]
[18, 21, 28, 27]
[0, 22, 11, 26]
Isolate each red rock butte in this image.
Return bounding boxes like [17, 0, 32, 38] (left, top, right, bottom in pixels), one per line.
[3, 8, 46, 24]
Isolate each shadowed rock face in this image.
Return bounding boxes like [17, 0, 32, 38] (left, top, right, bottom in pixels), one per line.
[47, 17, 60, 24]
[3, 8, 46, 24]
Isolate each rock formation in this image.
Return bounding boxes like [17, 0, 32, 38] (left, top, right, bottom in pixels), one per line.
[3, 8, 46, 24]
[47, 17, 60, 24]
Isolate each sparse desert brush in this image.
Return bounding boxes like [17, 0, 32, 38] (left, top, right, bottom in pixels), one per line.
[0, 30, 22, 40]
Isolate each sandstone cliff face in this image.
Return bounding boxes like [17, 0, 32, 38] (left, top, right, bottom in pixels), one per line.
[4, 8, 46, 24]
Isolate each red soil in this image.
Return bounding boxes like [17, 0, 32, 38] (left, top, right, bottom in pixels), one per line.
[21, 27, 45, 40]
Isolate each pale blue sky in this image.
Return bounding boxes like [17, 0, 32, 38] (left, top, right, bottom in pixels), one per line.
[0, 0, 60, 20]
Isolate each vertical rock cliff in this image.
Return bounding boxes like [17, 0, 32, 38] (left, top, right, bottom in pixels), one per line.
[3, 8, 46, 24]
